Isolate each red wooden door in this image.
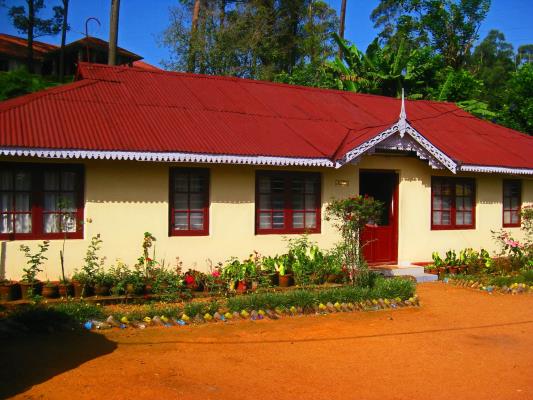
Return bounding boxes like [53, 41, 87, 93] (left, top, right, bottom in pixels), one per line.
[360, 171, 398, 264]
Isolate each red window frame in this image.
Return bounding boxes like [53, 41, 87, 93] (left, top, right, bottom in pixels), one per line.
[255, 171, 321, 235]
[503, 180, 521, 228]
[0, 163, 84, 240]
[169, 168, 210, 236]
[431, 177, 476, 230]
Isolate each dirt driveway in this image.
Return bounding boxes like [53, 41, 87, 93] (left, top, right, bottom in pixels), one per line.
[2, 283, 532, 400]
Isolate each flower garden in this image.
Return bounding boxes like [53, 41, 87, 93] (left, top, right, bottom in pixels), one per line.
[0, 199, 531, 335]
[423, 206, 533, 293]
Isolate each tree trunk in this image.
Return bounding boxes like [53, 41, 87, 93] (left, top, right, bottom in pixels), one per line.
[338, 0, 347, 59]
[187, 0, 201, 72]
[108, 0, 121, 66]
[59, 0, 69, 80]
[27, 0, 35, 73]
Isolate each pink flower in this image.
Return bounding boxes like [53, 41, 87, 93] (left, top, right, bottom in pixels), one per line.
[212, 270, 221, 278]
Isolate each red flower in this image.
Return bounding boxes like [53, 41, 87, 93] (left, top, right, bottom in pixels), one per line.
[146, 257, 152, 262]
[185, 275, 195, 285]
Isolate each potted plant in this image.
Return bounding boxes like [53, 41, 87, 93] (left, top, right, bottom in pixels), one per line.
[0, 279, 20, 301]
[73, 234, 104, 297]
[42, 280, 59, 299]
[19, 241, 50, 299]
[221, 258, 248, 292]
[72, 270, 92, 297]
[58, 277, 73, 297]
[125, 266, 145, 295]
[94, 269, 114, 296]
[276, 255, 292, 287]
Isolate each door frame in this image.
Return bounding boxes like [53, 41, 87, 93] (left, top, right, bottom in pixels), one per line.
[359, 169, 399, 265]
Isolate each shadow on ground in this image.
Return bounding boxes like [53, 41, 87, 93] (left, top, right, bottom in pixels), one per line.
[0, 331, 117, 399]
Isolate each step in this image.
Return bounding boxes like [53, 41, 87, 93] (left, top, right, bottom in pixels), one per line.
[372, 265, 438, 283]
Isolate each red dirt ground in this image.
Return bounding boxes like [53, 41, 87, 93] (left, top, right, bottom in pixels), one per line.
[2, 283, 532, 400]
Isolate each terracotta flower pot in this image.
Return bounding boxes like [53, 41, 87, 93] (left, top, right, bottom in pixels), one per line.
[94, 284, 110, 296]
[126, 283, 144, 295]
[58, 283, 73, 298]
[19, 281, 42, 300]
[236, 280, 247, 293]
[73, 282, 93, 298]
[0, 282, 20, 301]
[42, 284, 59, 299]
[278, 273, 293, 288]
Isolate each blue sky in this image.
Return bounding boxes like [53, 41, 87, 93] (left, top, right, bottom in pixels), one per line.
[1, 0, 532, 67]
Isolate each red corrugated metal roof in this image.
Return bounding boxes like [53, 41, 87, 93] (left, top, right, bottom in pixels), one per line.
[0, 33, 58, 61]
[0, 62, 532, 170]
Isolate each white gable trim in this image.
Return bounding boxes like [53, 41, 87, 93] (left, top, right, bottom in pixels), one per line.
[0, 147, 335, 168]
[337, 120, 458, 173]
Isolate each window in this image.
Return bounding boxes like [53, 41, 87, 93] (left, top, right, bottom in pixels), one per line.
[0, 164, 84, 240]
[503, 180, 521, 227]
[431, 177, 475, 230]
[170, 168, 209, 236]
[256, 171, 321, 234]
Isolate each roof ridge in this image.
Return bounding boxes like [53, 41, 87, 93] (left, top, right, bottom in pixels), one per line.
[77, 63, 408, 101]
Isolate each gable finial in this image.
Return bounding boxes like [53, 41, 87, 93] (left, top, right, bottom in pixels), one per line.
[398, 88, 407, 138]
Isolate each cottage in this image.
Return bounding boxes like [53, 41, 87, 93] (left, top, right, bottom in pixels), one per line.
[0, 63, 531, 279]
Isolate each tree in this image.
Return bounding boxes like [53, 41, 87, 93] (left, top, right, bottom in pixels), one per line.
[58, 0, 69, 81]
[469, 30, 514, 110]
[108, 0, 121, 66]
[371, 0, 491, 69]
[328, 34, 444, 99]
[7, 0, 64, 73]
[517, 44, 533, 66]
[499, 63, 533, 134]
[337, 0, 347, 58]
[0, 68, 60, 101]
[161, 0, 338, 80]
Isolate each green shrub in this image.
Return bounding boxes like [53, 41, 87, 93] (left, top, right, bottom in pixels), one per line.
[51, 301, 105, 323]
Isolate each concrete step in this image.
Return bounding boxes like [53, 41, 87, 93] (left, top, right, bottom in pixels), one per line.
[413, 273, 439, 283]
[372, 265, 438, 283]
[389, 266, 425, 276]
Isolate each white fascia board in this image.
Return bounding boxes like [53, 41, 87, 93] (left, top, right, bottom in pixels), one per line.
[459, 164, 533, 175]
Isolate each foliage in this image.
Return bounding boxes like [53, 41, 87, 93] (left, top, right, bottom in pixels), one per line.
[8, 0, 64, 38]
[273, 62, 337, 89]
[7, 0, 66, 72]
[3, 304, 81, 333]
[469, 29, 515, 110]
[136, 231, 158, 279]
[285, 235, 324, 286]
[498, 63, 533, 134]
[73, 234, 104, 287]
[161, 0, 338, 80]
[431, 248, 492, 272]
[0, 68, 61, 101]
[435, 67, 483, 102]
[51, 301, 104, 323]
[326, 195, 383, 283]
[19, 241, 50, 285]
[226, 276, 415, 312]
[371, 0, 491, 69]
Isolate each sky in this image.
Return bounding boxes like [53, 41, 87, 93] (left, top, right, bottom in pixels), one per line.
[0, 0, 532, 68]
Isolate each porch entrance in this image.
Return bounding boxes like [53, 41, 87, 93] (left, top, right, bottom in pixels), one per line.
[359, 171, 399, 264]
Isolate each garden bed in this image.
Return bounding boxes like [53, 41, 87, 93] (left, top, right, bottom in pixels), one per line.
[0, 276, 416, 335]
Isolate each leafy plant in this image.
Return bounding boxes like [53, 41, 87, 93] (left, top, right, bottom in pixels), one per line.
[326, 195, 383, 284]
[19, 241, 50, 296]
